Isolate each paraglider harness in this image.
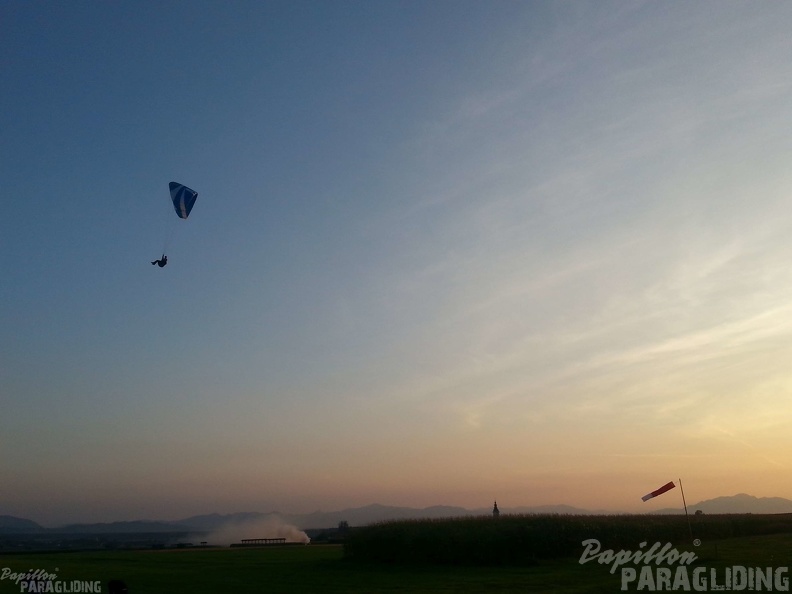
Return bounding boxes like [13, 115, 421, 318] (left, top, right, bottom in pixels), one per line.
[151, 254, 167, 267]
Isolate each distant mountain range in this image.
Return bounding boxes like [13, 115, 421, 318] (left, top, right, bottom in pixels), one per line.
[654, 493, 792, 515]
[2, 494, 791, 535]
[0, 515, 44, 533]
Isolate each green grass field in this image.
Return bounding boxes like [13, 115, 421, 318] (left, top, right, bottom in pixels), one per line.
[2, 532, 791, 593]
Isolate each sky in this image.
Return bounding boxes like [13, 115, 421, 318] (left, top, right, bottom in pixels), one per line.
[3, 1, 792, 527]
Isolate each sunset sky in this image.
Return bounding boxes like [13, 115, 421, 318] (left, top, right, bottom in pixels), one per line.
[3, 1, 792, 526]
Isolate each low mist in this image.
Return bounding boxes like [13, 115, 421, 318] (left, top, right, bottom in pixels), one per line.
[205, 516, 310, 546]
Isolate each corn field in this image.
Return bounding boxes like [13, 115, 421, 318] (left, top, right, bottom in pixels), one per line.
[343, 513, 792, 565]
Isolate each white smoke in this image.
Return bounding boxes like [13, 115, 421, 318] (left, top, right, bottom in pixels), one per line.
[205, 516, 310, 546]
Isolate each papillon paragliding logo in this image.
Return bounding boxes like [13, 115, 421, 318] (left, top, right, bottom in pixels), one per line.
[153, 181, 198, 267]
[0, 567, 103, 592]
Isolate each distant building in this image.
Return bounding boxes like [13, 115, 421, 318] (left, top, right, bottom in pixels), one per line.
[492, 501, 500, 518]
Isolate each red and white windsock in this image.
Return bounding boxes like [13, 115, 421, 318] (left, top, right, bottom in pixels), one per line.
[641, 481, 676, 502]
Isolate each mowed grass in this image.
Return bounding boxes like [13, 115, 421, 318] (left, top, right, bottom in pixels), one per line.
[0, 545, 616, 593]
[2, 533, 791, 593]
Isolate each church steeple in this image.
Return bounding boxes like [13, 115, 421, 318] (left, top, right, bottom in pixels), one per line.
[492, 500, 500, 518]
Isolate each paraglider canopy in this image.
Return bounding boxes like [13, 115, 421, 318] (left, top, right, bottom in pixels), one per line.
[153, 182, 198, 267]
[169, 182, 198, 219]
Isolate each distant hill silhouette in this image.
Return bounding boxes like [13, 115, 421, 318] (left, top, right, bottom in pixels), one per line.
[52, 520, 192, 534]
[286, 503, 473, 529]
[174, 505, 473, 532]
[174, 511, 287, 532]
[653, 493, 792, 515]
[0, 515, 45, 534]
[505, 504, 615, 516]
[6, 494, 792, 534]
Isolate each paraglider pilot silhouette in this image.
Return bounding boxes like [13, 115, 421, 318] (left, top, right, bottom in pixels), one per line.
[152, 182, 197, 268]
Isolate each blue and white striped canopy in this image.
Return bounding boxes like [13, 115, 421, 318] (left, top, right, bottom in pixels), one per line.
[169, 182, 198, 219]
